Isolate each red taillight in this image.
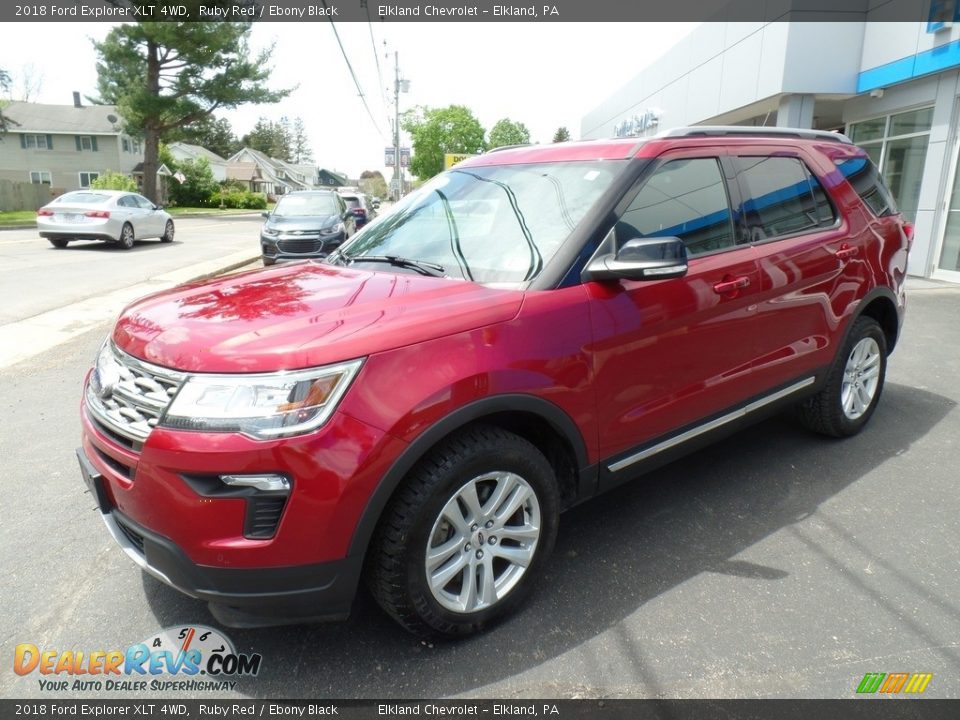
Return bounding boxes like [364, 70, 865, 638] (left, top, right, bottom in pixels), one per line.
[37, 209, 53, 216]
[84, 210, 110, 219]
[902, 221, 914, 247]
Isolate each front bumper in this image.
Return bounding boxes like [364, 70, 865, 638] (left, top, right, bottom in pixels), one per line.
[77, 446, 362, 626]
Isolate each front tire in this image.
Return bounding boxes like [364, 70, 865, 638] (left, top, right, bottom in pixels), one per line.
[797, 316, 887, 437]
[367, 426, 560, 638]
[160, 220, 175, 243]
[118, 223, 135, 250]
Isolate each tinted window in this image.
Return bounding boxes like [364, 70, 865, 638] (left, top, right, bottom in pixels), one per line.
[736, 156, 837, 241]
[835, 156, 898, 217]
[54, 192, 110, 205]
[618, 158, 735, 257]
[274, 194, 340, 217]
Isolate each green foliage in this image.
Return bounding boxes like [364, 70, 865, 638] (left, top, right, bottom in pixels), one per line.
[291, 118, 312, 163]
[552, 127, 571, 143]
[0, 68, 13, 133]
[169, 157, 219, 207]
[359, 170, 388, 200]
[241, 116, 294, 161]
[488, 118, 531, 149]
[215, 189, 267, 209]
[402, 105, 486, 180]
[93, 21, 292, 201]
[90, 171, 138, 192]
[169, 115, 240, 159]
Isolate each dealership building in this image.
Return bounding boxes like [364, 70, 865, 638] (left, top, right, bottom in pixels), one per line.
[581, 22, 960, 283]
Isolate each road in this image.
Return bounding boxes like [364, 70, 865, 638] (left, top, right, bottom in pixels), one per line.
[0, 215, 263, 369]
[1, 282, 959, 700]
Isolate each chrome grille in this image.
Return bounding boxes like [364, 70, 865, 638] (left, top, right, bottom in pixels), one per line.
[85, 343, 185, 444]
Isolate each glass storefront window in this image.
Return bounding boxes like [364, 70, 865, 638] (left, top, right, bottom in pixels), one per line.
[849, 117, 886, 144]
[847, 107, 932, 223]
[890, 107, 933, 136]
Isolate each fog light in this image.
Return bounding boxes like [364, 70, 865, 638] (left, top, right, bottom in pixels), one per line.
[220, 474, 290, 492]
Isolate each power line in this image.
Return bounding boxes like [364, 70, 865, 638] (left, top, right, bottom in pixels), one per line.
[364, 8, 389, 118]
[322, 1, 386, 140]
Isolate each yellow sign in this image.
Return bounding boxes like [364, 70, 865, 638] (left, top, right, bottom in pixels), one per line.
[444, 153, 478, 169]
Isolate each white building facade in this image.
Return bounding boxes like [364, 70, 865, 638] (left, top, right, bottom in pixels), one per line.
[581, 22, 960, 283]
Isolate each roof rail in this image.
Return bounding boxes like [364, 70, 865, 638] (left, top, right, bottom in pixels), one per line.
[486, 144, 531, 153]
[657, 126, 853, 145]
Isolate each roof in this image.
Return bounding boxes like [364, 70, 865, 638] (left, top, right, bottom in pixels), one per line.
[458, 138, 642, 167]
[2, 101, 124, 135]
[167, 142, 227, 163]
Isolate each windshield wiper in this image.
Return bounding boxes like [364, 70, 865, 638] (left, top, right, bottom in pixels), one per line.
[347, 255, 446, 277]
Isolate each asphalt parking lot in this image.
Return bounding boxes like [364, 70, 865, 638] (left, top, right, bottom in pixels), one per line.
[1, 282, 958, 700]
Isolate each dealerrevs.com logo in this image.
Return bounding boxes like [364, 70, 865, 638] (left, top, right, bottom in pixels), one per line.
[856, 672, 933, 695]
[14, 625, 262, 692]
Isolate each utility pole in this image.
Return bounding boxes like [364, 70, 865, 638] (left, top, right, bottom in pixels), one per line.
[393, 51, 401, 202]
[390, 51, 410, 202]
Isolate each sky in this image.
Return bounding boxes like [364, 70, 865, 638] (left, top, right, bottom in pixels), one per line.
[0, 21, 697, 180]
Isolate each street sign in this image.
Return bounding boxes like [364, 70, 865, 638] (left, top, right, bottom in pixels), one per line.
[444, 153, 477, 169]
[400, 147, 410, 168]
[384, 147, 396, 166]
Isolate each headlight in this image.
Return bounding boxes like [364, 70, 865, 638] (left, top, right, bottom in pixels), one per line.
[320, 222, 344, 235]
[262, 226, 279, 237]
[161, 359, 363, 439]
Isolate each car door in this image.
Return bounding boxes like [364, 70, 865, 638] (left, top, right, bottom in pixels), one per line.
[729, 148, 866, 392]
[115, 195, 141, 235]
[586, 149, 761, 480]
[133, 193, 164, 237]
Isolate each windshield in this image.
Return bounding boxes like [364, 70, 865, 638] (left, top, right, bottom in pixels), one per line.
[273, 194, 339, 217]
[55, 192, 110, 205]
[334, 160, 626, 286]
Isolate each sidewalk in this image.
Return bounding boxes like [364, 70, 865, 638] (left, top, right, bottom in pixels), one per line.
[0, 249, 259, 370]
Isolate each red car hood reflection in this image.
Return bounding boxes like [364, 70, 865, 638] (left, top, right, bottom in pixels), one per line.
[113, 263, 523, 373]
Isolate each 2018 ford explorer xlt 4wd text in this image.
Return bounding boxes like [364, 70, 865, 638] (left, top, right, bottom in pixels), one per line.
[78, 128, 911, 637]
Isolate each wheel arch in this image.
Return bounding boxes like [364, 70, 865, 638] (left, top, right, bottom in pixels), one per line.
[347, 394, 591, 560]
[850, 287, 901, 355]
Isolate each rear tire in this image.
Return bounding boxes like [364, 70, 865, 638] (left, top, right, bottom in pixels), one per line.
[48, 238, 69, 249]
[797, 316, 887, 437]
[118, 223, 135, 250]
[366, 426, 560, 638]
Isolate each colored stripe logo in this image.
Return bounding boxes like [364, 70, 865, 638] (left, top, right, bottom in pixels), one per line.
[857, 672, 932, 695]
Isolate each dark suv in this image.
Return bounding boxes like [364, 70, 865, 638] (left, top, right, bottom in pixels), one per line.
[260, 190, 355, 264]
[78, 127, 910, 637]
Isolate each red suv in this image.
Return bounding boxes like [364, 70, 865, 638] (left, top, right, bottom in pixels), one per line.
[78, 128, 910, 637]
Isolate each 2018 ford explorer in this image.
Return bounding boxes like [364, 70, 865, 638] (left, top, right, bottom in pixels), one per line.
[77, 128, 911, 637]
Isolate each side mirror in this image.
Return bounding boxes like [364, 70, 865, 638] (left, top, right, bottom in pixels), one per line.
[583, 237, 688, 282]
[261, 211, 270, 219]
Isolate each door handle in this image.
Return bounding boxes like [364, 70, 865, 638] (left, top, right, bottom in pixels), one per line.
[713, 276, 751, 294]
[835, 244, 859, 260]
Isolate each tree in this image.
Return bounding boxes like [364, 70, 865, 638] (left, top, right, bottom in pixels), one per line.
[168, 157, 219, 207]
[0, 68, 14, 133]
[402, 105, 486, 180]
[291, 118, 312, 163]
[488, 118, 531, 149]
[90, 170, 138, 192]
[93, 20, 291, 202]
[552, 127, 571, 143]
[170, 115, 240, 159]
[241, 117, 292, 161]
[359, 170, 388, 199]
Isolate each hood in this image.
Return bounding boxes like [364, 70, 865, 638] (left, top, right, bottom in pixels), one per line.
[113, 263, 523, 373]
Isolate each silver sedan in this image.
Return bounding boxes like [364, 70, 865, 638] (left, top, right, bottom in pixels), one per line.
[37, 190, 175, 250]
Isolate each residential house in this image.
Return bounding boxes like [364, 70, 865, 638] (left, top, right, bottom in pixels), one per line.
[227, 147, 320, 198]
[317, 168, 348, 188]
[0, 93, 144, 191]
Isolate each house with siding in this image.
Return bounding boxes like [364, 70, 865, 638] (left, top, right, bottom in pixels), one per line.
[227, 147, 321, 197]
[0, 94, 144, 191]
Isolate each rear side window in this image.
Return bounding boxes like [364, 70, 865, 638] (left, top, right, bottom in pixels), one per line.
[618, 157, 735, 257]
[735, 156, 837, 241]
[835, 156, 898, 217]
